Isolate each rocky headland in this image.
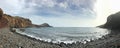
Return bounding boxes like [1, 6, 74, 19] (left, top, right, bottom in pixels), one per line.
[0, 8, 51, 28]
[99, 12, 120, 29]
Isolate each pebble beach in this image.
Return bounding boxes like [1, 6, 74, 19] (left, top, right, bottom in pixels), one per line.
[0, 28, 120, 48]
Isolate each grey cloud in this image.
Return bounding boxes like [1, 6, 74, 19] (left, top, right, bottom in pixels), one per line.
[0, 0, 96, 18]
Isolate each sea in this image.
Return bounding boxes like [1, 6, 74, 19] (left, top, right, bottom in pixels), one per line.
[15, 27, 110, 44]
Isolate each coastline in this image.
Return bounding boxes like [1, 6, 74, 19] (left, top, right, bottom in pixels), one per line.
[0, 28, 120, 48]
[0, 28, 63, 48]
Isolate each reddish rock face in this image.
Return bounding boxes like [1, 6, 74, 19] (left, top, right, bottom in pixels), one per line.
[0, 17, 8, 28]
[3, 14, 32, 28]
[0, 8, 32, 28]
[0, 8, 7, 28]
[0, 8, 51, 28]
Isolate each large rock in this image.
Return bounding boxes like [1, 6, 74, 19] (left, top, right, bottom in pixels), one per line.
[0, 8, 3, 18]
[100, 12, 120, 29]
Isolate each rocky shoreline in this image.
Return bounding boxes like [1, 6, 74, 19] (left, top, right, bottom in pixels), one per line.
[0, 28, 119, 48]
[0, 28, 63, 48]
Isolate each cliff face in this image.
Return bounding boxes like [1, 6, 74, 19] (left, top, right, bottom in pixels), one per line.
[100, 12, 120, 29]
[0, 8, 51, 28]
[0, 8, 8, 28]
[3, 14, 32, 28]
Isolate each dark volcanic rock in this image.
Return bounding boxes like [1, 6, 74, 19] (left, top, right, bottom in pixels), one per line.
[100, 12, 120, 29]
[32, 23, 52, 27]
[0, 8, 3, 18]
[40, 23, 51, 27]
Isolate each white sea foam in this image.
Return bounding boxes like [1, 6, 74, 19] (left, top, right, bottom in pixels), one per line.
[15, 27, 110, 44]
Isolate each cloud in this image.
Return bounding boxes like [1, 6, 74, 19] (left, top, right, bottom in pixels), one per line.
[22, 15, 96, 27]
[21, 0, 96, 17]
[0, 0, 96, 16]
[59, 2, 68, 8]
[0, 0, 22, 14]
[0, 0, 96, 27]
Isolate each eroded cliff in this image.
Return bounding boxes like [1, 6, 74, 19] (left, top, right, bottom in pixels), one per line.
[0, 8, 51, 28]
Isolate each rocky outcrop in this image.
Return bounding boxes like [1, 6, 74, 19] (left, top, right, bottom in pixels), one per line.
[0, 8, 3, 18]
[39, 23, 51, 27]
[0, 8, 51, 28]
[32, 23, 52, 27]
[99, 12, 120, 29]
[3, 14, 32, 28]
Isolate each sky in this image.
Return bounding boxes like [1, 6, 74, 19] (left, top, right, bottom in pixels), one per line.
[0, 0, 120, 27]
[95, 0, 120, 26]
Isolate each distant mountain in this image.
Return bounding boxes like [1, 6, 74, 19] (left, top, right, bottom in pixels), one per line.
[99, 12, 120, 29]
[0, 8, 51, 28]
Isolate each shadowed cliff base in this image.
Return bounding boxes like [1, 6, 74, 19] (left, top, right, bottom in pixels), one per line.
[0, 8, 51, 28]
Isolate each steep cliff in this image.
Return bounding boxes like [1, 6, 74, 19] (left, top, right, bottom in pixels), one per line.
[99, 12, 120, 29]
[3, 14, 32, 28]
[0, 8, 51, 28]
[0, 8, 8, 28]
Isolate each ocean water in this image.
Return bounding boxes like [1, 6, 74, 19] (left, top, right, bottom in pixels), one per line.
[15, 27, 110, 44]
